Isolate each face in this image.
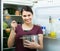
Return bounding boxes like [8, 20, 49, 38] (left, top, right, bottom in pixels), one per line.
[22, 10, 33, 24]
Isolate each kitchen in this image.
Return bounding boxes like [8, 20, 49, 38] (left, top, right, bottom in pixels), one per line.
[1, 0, 60, 51]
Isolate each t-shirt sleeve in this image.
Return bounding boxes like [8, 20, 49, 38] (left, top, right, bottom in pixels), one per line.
[15, 26, 17, 33]
[37, 26, 43, 34]
[15, 24, 19, 33]
[15, 24, 21, 33]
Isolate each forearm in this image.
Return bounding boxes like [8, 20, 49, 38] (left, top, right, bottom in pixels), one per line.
[7, 29, 16, 48]
[37, 44, 43, 50]
[37, 34, 43, 50]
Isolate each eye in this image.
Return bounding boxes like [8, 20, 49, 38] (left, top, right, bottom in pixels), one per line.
[23, 15, 26, 17]
[28, 14, 30, 17]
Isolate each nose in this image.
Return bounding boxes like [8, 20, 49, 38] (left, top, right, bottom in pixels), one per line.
[25, 16, 29, 19]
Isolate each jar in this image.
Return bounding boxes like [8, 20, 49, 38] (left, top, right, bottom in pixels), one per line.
[15, 10, 20, 16]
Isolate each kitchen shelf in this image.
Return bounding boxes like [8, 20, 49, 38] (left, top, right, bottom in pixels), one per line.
[3, 47, 15, 50]
[44, 36, 56, 39]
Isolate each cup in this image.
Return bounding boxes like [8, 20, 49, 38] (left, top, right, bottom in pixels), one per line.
[21, 35, 38, 47]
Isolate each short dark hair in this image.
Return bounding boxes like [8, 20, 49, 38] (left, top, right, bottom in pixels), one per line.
[21, 6, 33, 15]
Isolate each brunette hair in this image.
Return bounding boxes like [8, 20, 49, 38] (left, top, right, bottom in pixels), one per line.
[21, 6, 33, 15]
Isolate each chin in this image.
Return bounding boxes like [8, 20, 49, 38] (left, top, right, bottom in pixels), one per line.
[26, 23, 31, 24]
[25, 22, 31, 24]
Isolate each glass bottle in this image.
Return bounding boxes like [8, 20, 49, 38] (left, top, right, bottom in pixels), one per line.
[48, 16, 56, 38]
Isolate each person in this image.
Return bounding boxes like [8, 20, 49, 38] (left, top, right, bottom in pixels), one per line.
[7, 6, 43, 51]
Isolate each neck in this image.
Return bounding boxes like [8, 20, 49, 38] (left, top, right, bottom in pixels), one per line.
[23, 23, 33, 27]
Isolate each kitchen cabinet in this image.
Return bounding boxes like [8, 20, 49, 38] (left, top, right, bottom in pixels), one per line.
[1, 0, 33, 51]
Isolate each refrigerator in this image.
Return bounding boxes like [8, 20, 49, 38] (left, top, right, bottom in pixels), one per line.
[1, 0, 60, 51]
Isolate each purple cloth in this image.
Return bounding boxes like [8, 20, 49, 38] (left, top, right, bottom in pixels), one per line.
[15, 24, 43, 51]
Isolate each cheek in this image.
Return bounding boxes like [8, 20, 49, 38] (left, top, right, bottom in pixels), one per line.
[29, 17, 32, 20]
[30, 16, 33, 20]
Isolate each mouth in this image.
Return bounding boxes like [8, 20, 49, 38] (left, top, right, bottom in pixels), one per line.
[25, 19, 31, 23]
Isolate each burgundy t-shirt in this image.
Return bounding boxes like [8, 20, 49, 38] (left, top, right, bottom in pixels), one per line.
[15, 24, 43, 51]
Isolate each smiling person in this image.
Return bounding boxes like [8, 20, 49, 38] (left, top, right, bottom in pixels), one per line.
[7, 6, 43, 51]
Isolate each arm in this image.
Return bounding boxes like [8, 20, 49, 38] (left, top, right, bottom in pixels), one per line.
[7, 29, 16, 48]
[7, 20, 17, 48]
[37, 34, 43, 50]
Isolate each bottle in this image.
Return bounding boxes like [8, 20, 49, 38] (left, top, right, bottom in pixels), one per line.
[48, 16, 56, 38]
[49, 16, 52, 23]
[3, 9, 9, 15]
[15, 10, 20, 16]
[49, 16, 52, 34]
[42, 26, 46, 36]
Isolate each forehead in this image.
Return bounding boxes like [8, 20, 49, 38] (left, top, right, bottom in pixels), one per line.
[22, 10, 32, 15]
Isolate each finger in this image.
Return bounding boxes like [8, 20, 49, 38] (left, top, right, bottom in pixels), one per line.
[24, 45, 32, 49]
[11, 24, 17, 28]
[11, 21, 17, 27]
[12, 20, 16, 23]
[11, 20, 17, 24]
[24, 40, 30, 43]
[24, 43, 30, 46]
[24, 45, 29, 48]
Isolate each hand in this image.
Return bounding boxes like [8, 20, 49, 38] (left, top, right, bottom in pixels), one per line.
[11, 20, 17, 30]
[23, 40, 39, 49]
